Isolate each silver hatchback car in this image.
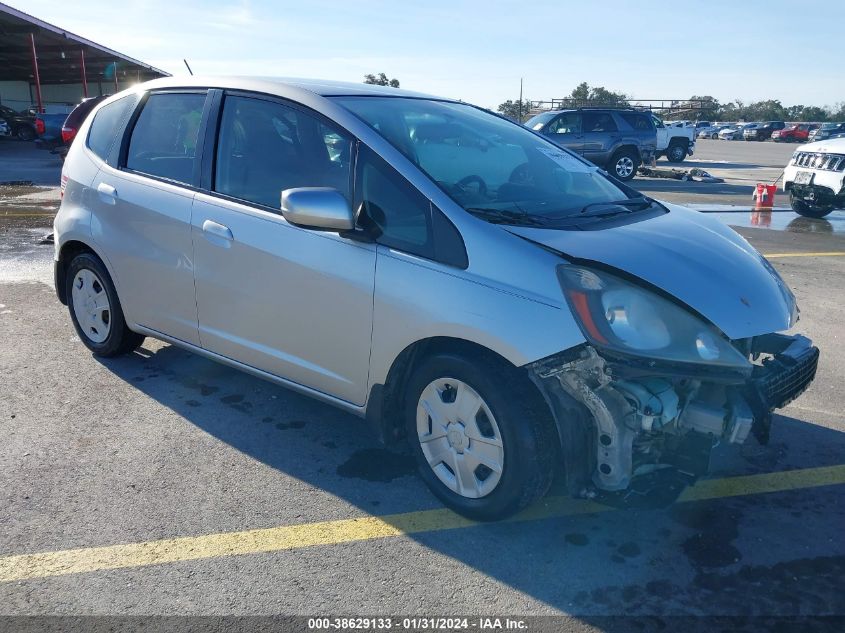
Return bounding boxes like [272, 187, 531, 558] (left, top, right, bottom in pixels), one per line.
[54, 77, 819, 520]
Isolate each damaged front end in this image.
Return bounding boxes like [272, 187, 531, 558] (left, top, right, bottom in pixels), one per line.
[526, 264, 820, 504]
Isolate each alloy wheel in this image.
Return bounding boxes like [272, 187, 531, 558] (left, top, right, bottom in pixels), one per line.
[615, 156, 635, 179]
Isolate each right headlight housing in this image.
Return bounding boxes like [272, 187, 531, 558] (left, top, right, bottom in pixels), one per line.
[558, 264, 752, 371]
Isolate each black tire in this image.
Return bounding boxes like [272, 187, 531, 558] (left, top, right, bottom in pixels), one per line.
[66, 252, 144, 357]
[16, 125, 36, 141]
[609, 148, 639, 181]
[404, 350, 557, 521]
[789, 191, 834, 219]
[666, 141, 687, 163]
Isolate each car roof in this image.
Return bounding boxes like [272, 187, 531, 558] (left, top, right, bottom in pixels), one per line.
[134, 75, 446, 101]
[539, 107, 639, 114]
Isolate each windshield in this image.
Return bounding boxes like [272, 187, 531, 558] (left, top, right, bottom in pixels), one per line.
[333, 97, 634, 222]
[523, 112, 556, 131]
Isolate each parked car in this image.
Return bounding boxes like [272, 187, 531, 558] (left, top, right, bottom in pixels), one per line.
[35, 112, 67, 147]
[651, 115, 695, 162]
[719, 123, 755, 140]
[784, 137, 845, 218]
[698, 124, 732, 139]
[525, 108, 656, 180]
[54, 95, 111, 161]
[771, 124, 819, 143]
[54, 77, 819, 520]
[744, 121, 785, 141]
[0, 104, 37, 140]
[809, 122, 845, 142]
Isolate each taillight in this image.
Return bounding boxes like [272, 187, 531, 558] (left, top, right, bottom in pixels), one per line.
[60, 173, 68, 199]
[61, 126, 77, 144]
[35, 118, 45, 135]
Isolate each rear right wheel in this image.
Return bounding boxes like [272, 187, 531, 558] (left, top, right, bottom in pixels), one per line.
[609, 149, 639, 181]
[666, 142, 687, 163]
[66, 252, 144, 357]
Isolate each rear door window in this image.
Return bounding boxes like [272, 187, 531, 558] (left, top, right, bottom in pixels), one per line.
[126, 92, 207, 186]
[86, 96, 133, 160]
[582, 112, 618, 133]
[619, 112, 653, 131]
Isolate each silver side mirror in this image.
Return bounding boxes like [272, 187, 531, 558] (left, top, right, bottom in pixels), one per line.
[280, 188, 354, 231]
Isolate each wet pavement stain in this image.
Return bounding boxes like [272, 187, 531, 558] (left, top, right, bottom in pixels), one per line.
[261, 417, 274, 424]
[617, 542, 642, 558]
[336, 448, 415, 483]
[322, 441, 337, 449]
[673, 504, 743, 569]
[220, 394, 244, 404]
[565, 533, 590, 546]
[275, 420, 306, 430]
[185, 400, 201, 407]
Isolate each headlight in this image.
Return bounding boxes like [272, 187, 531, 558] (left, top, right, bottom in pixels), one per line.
[558, 265, 752, 370]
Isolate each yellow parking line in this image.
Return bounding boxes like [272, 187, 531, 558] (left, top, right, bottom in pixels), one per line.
[765, 252, 845, 258]
[1, 463, 844, 583]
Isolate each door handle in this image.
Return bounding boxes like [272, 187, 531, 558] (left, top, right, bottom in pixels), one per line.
[97, 182, 117, 205]
[202, 219, 234, 241]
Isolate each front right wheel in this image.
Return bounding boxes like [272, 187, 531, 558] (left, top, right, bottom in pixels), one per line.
[790, 191, 834, 219]
[405, 351, 557, 521]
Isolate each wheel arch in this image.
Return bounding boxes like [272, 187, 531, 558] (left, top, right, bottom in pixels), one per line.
[55, 239, 118, 305]
[366, 336, 560, 450]
[610, 142, 641, 162]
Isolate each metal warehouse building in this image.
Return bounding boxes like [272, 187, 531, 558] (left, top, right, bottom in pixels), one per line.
[0, 1, 169, 113]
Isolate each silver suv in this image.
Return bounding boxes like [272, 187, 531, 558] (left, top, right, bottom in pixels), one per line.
[54, 77, 819, 520]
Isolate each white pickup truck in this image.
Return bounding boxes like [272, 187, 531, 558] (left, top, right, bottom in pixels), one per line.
[651, 115, 696, 163]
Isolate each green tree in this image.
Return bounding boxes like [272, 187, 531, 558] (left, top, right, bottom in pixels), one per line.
[364, 73, 400, 88]
[568, 82, 629, 106]
[496, 98, 532, 122]
[687, 95, 720, 120]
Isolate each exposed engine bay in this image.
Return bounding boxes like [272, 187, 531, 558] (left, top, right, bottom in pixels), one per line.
[528, 333, 819, 500]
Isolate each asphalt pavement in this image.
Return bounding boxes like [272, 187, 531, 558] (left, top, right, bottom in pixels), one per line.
[0, 140, 844, 629]
[635, 139, 797, 209]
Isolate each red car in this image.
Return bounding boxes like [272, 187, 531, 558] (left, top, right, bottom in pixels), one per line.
[772, 123, 819, 142]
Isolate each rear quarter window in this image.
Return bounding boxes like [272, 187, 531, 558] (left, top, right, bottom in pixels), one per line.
[619, 112, 653, 131]
[86, 96, 133, 160]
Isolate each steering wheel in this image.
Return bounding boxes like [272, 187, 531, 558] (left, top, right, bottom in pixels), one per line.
[509, 163, 533, 186]
[456, 174, 488, 197]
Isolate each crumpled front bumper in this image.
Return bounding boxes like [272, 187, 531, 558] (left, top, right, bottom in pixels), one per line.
[527, 333, 820, 499]
[743, 333, 820, 442]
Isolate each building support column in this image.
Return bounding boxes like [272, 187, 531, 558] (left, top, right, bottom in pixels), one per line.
[29, 33, 43, 113]
[80, 48, 88, 98]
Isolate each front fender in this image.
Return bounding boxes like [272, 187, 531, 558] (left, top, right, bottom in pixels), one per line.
[367, 249, 584, 391]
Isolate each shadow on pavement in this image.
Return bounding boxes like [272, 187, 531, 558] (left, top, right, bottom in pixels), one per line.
[95, 341, 845, 620]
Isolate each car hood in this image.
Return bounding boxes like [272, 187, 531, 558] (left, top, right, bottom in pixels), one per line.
[796, 137, 845, 153]
[505, 203, 797, 339]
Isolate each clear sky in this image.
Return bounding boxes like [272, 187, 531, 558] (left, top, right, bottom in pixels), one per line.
[18, 0, 845, 110]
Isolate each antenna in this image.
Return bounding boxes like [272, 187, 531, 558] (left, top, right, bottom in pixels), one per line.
[183, 59, 194, 76]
